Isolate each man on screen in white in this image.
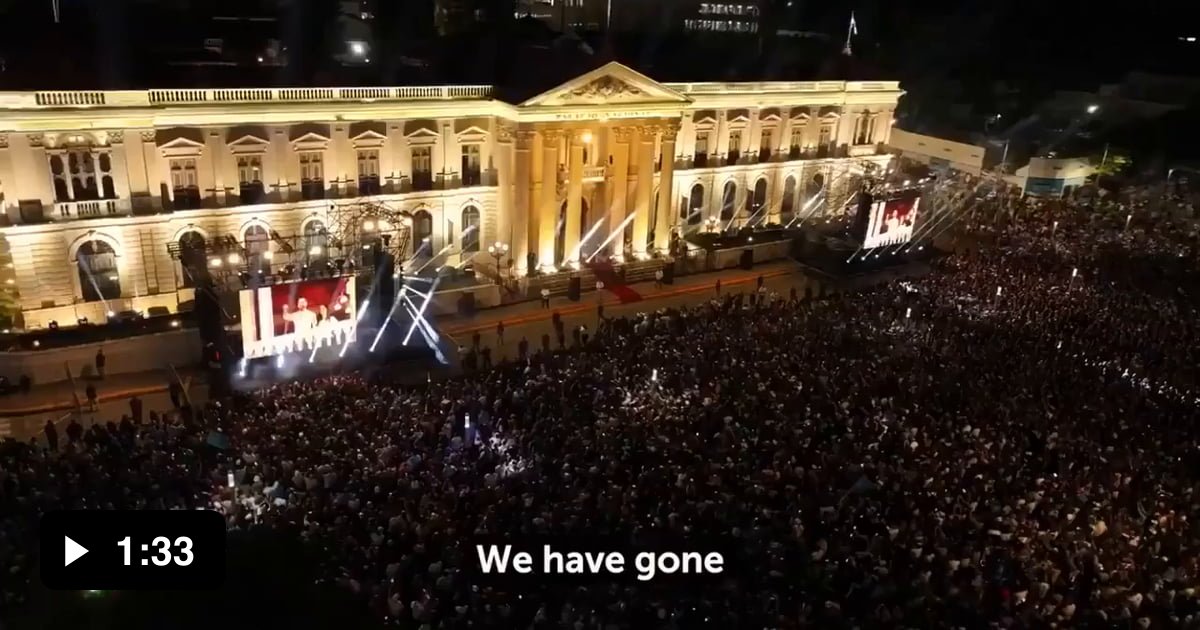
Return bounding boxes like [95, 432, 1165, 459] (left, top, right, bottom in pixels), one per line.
[282, 297, 318, 350]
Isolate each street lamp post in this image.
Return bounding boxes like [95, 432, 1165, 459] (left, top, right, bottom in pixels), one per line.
[487, 242, 509, 285]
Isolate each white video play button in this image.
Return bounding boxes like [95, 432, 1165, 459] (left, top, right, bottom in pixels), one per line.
[64, 536, 89, 567]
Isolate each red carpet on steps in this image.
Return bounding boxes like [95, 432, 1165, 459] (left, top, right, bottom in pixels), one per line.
[586, 262, 644, 303]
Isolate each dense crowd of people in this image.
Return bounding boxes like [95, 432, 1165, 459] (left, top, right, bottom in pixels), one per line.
[1, 175, 1199, 628]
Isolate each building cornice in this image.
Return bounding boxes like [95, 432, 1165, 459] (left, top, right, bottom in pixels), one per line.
[0, 80, 903, 133]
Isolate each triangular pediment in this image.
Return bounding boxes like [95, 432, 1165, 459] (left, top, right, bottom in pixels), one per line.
[159, 136, 205, 150]
[520, 62, 691, 108]
[228, 134, 270, 147]
[290, 131, 330, 145]
[350, 129, 387, 141]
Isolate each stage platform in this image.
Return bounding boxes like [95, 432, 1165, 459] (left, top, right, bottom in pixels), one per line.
[792, 220, 945, 282]
[228, 318, 453, 391]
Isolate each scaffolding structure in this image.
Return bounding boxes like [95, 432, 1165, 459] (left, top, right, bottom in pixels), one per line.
[165, 198, 419, 291]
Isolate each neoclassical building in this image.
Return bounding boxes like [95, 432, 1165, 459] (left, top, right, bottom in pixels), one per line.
[0, 62, 899, 329]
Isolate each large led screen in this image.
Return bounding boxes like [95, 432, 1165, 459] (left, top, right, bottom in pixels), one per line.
[239, 277, 357, 359]
[863, 195, 920, 249]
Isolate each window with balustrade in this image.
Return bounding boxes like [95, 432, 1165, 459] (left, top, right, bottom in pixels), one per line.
[694, 133, 710, 168]
[50, 147, 114, 203]
[170, 158, 201, 209]
[727, 130, 742, 164]
[357, 149, 380, 195]
[789, 126, 805, 159]
[759, 128, 773, 162]
[299, 152, 325, 200]
[411, 146, 433, 191]
[461, 144, 481, 186]
[237, 155, 264, 204]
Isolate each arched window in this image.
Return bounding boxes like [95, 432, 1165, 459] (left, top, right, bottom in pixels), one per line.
[413, 210, 433, 255]
[688, 183, 704, 225]
[303, 220, 329, 268]
[303, 220, 328, 255]
[244, 224, 270, 270]
[721, 181, 737, 221]
[77, 240, 120, 302]
[751, 178, 768, 224]
[781, 176, 797, 224]
[461, 206, 481, 252]
[178, 231, 207, 288]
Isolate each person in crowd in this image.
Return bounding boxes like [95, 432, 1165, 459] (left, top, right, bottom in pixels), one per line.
[94, 347, 106, 379]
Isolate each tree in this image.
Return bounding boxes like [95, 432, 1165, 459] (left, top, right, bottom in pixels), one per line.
[1091, 150, 1132, 177]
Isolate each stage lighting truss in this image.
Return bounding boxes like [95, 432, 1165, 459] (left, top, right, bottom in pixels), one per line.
[165, 199, 417, 291]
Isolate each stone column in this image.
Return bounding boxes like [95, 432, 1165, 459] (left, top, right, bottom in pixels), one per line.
[564, 131, 585, 265]
[714, 111, 729, 165]
[607, 127, 632, 260]
[536, 128, 561, 271]
[495, 124, 515, 265]
[653, 124, 678, 254]
[632, 125, 656, 257]
[513, 130, 534, 275]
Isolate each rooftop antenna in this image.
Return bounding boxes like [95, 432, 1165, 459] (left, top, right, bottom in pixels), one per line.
[842, 10, 858, 56]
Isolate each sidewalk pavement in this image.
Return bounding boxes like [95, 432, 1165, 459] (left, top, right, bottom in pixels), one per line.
[437, 260, 800, 338]
[0, 261, 810, 440]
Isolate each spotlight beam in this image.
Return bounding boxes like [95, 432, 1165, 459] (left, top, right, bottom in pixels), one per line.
[586, 212, 638, 263]
[369, 285, 409, 353]
[402, 277, 440, 345]
[567, 218, 608, 265]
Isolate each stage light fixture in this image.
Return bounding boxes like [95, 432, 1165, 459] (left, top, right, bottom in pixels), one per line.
[363, 220, 376, 231]
[227, 253, 241, 265]
[263, 250, 274, 260]
[309, 245, 323, 256]
[209, 257, 222, 268]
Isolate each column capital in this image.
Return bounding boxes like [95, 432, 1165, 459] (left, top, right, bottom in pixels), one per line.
[496, 123, 516, 144]
[661, 124, 680, 142]
[541, 128, 564, 142]
[570, 129, 590, 145]
[637, 125, 658, 142]
[140, 130, 156, 143]
[515, 129, 536, 150]
[613, 126, 634, 143]
[0, 133, 7, 149]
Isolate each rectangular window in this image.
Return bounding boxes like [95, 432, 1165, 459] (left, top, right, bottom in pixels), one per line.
[461, 144, 481, 186]
[237, 155, 264, 204]
[694, 133, 709, 168]
[818, 124, 833, 146]
[170, 157, 201, 210]
[727, 130, 742, 164]
[759, 128, 773, 162]
[357, 149, 380, 195]
[411, 146, 433, 191]
[299, 152, 324, 200]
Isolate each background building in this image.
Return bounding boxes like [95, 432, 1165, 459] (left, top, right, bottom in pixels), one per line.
[0, 62, 898, 330]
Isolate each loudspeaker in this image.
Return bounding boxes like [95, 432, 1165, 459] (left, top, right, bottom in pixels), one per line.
[193, 275, 233, 396]
[739, 249, 753, 270]
[661, 264, 675, 285]
[852, 190, 874, 242]
[457, 292, 476, 316]
[567, 277, 581, 301]
[372, 248, 396, 327]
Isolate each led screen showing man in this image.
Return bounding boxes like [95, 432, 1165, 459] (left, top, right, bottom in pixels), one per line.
[863, 195, 920, 249]
[240, 278, 356, 358]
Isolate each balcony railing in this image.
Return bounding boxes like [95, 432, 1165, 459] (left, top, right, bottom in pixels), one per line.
[582, 166, 606, 181]
[1, 86, 494, 110]
[55, 199, 126, 219]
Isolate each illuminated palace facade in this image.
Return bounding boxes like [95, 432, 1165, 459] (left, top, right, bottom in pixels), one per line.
[0, 62, 900, 329]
